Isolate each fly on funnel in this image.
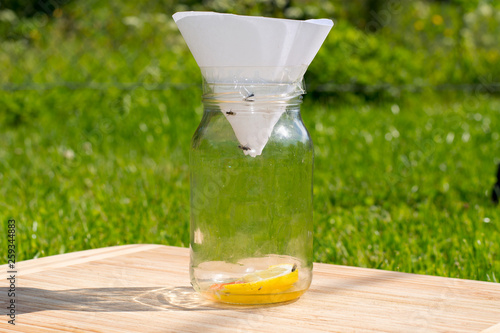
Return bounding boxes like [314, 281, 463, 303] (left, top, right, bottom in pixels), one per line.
[173, 12, 333, 157]
[173, 12, 333, 305]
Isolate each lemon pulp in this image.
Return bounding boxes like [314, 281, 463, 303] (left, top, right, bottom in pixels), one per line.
[205, 263, 302, 304]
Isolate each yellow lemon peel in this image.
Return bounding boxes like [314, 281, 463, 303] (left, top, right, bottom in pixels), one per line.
[207, 263, 300, 304]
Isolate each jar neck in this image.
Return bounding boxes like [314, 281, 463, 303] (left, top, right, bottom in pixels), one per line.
[202, 80, 304, 110]
[200, 80, 305, 157]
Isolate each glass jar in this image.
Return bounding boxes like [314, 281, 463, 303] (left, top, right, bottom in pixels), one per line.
[189, 80, 313, 305]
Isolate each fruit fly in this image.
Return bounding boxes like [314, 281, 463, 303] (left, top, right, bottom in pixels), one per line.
[226, 110, 236, 115]
[238, 144, 251, 151]
[243, 92, 255, 101]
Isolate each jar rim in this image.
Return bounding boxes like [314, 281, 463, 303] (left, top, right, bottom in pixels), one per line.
[202, 80, 305, 106]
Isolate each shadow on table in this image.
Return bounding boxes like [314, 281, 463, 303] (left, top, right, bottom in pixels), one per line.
[0, 286, 296, 314]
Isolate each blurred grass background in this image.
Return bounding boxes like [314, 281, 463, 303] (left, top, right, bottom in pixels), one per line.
[0, 0, 499, 282]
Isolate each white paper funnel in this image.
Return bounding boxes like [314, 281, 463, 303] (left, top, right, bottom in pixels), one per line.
[173, 12, 333, 156]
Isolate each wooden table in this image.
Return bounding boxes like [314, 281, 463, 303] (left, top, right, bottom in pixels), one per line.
[1, 244, 499, 332]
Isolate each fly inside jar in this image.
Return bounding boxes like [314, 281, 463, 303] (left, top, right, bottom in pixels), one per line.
[173, 12, 333, 304]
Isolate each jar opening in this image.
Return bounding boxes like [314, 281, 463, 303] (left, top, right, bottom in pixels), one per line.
[202, 80, 305, 107]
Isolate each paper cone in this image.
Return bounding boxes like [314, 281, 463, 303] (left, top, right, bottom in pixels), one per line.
[173, 12, 333, 156]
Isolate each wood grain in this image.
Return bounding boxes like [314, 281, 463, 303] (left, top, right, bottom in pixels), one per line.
[1, 244, 499, 332]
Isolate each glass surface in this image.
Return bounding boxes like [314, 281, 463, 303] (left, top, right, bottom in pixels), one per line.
[189, 93, 313, 305]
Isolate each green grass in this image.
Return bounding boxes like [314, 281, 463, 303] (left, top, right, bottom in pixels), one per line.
[309, 95, 500, 281]
[1, 87, 499, 282]
[0, 1, 499, 283]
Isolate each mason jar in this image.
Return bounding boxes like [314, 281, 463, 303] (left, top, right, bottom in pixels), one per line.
[189, 79, 314, 304]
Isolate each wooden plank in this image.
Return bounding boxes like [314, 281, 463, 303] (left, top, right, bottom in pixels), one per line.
[1, 244, 499, 332]
[482, 322, 500, 333]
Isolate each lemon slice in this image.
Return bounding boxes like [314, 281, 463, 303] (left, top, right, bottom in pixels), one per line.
[207, 264, 299, 304]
